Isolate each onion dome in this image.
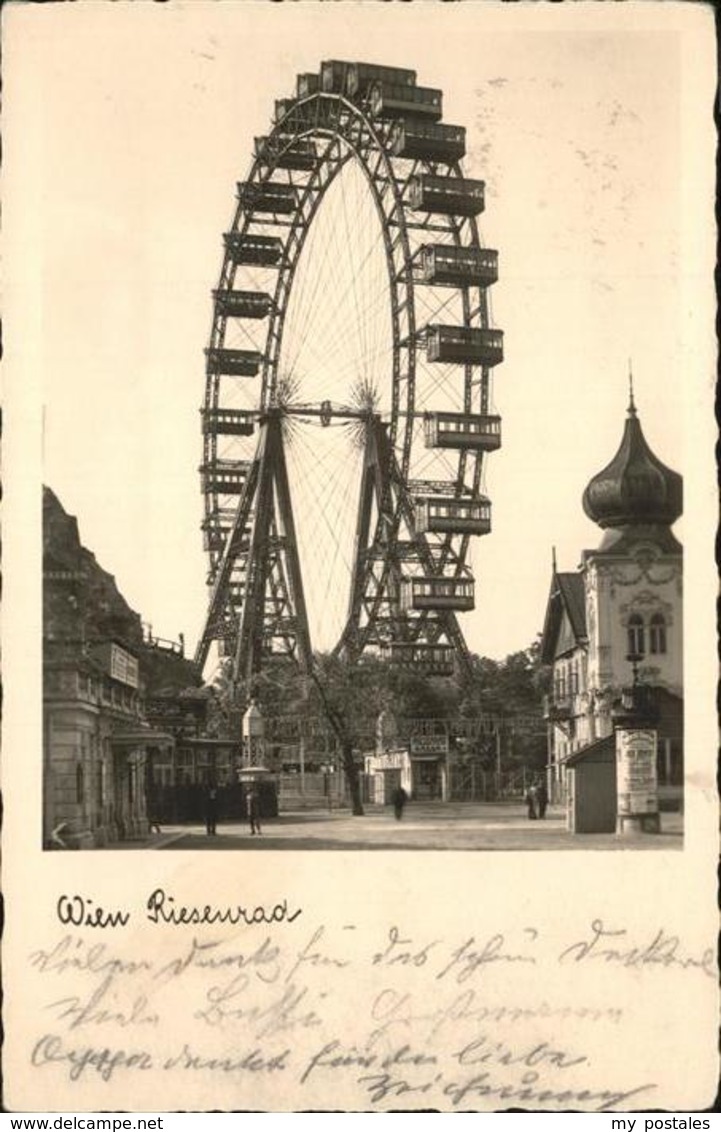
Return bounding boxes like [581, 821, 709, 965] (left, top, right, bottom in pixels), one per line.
[582, 392, 682, 530]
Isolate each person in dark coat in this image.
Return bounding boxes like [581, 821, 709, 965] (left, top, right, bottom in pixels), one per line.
[247, 787, 262, 835]
[392, 785, 408, 821]
[525, 782, 538, 820]
[146, 786, 161, 834]
[205, 784, 219, 836]
[147, 805, 162, 836]
[536, 777, 549, 820]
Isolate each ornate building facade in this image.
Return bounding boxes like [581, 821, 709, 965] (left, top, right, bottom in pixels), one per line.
[43, 488, 199, 847]
[540, 394, 683, 805]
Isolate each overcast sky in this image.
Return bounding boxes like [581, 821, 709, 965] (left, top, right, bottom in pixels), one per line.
[7, 2, 714, 674]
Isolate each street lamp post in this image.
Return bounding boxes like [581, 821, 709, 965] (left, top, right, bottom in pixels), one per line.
[242, 699, 265, 768]
[237, 698, 275, 819]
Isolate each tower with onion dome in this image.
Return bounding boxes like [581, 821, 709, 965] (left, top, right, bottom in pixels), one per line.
[540, 387, 683, 808]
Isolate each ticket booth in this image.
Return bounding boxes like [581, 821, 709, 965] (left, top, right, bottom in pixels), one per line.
[411, 755, 446, 800]
[364, 749, 412, 804]
[564, 737, 616, 834]
[409, 734, 449, 800]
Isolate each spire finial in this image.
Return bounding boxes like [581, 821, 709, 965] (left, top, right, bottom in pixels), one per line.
[628, 360, 637, 416]
[552, 545, 557, 573]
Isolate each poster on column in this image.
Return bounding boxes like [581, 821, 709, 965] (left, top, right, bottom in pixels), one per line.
[616, 729, 659, 816]
[2, 0, 718, 1116]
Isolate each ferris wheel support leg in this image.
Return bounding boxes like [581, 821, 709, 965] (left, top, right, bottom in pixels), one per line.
[194, 462, 261, 673]
[270, 417, 313, 676]
[337, 415, 404, 662]
[341, 416, 386, 660]
[392, 453, 475, 680]
[440, 609, 474, 681]
[234, 426, 275, 691]
[234, 412, 313, 694]
[342, 451, 375, 660]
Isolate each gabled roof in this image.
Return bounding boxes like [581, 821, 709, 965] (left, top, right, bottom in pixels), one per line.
[539, 570, 587, 665]
[556, 573, 587, 639]
[563, 734, 615, 767]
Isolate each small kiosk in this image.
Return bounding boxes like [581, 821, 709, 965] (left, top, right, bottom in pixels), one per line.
[364, 748, 412, 804]
[564, 737, 616, 834]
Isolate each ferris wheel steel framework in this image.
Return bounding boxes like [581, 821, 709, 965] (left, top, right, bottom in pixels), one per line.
[195, 66, 501, 688]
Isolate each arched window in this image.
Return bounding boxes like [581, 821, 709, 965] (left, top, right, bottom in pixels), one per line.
[627, 613, 645, 656]
[649, 613, 667, 655]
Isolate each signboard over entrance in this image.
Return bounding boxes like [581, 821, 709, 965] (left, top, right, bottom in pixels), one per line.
[366, 749, 407, 771]
[92, 641, 139, 688]
[410, 734, 449, 756]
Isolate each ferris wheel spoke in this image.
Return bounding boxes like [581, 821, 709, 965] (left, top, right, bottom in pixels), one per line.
[285, 423, 362, 644]
[282, 176, 386, 400]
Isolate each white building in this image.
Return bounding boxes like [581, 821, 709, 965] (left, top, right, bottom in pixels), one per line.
[540, 393, 683, 806]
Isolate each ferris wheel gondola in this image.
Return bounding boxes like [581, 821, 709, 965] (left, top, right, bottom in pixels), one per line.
[195, 59, 503, 685]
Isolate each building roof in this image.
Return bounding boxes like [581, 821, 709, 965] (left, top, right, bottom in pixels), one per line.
[539, 570, 587, 664]
[582, 395, 682, 532]
[563, 734, 615, 767]
[43, 486, 144, 650]
[44, 486, 203, 694]
[556, 573, 587, 639]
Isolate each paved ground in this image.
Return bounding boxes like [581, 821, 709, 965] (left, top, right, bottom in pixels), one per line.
[122, 802, 683, 852]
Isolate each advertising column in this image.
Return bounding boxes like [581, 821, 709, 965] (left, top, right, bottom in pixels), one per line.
[616, 727, 660, 835]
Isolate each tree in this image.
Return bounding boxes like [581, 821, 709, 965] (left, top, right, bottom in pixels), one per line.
[208, 641, 547, 806]
[209, 654, 370, 811]
[308, 660, 365, 816]
[458, 640, 547, 773]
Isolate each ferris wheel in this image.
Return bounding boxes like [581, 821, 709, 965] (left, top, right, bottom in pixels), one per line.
[194, 60, 503, 686]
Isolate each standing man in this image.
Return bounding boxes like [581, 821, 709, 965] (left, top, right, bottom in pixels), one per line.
[146, 783, 162, 835]
[247, 786, 262, 835]
[205, 783, 219, 836]
[536, 776, 549, 820]
[392, 784, 408, 821]
[525, 781, 538, 820]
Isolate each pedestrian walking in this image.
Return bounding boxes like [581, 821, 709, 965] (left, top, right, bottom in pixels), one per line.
[146, 787, 162, 834]
[247, 787, 262, 835]
[205, 784, 219, 836]
[536, 777, 549, 820]
[525, 782, 538, 820]
[391, 785, 408, 821]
